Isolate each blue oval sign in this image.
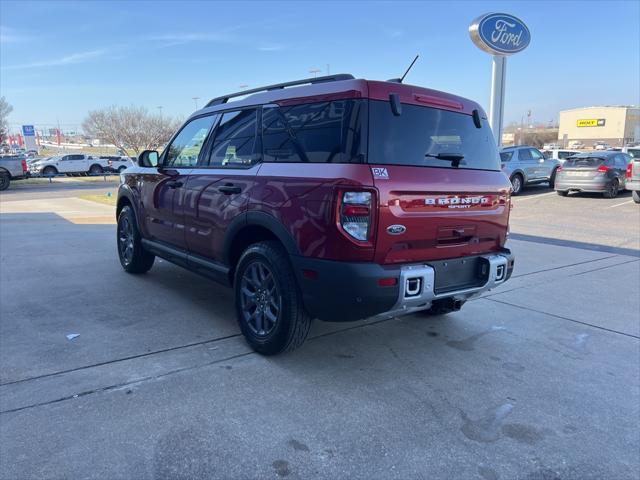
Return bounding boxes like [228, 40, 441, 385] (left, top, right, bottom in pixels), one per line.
[469, 13, 530, 56]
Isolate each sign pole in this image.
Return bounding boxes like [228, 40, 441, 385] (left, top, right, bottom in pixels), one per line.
[489, 55, 506, 146]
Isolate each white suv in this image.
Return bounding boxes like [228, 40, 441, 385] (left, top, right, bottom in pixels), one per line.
[29, 154, 108, 176]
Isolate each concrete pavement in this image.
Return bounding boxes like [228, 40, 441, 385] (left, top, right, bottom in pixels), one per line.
[0, 194, 638, 479]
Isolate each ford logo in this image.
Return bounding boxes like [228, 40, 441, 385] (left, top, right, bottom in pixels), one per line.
[387, 224, 406, 235]
[469, 13, 530, 56]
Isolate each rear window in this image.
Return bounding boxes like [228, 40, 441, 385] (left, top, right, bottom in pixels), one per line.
[500, 152, 514, 162]
[368, 100, 500, 170]
[564, 157, 605, 168]
[627, 148, 640, 159]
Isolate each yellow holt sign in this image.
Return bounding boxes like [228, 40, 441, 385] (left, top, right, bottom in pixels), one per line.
[577, 118, 606, 127]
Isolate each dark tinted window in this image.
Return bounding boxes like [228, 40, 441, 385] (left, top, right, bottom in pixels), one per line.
[262, 100, 366, 163]
[209, 109, 259, 167]
[518, 149, 533, 161]
[564, 156, 605, 168]
[165, 115, 216, 167]
[368, 101, 499, 170]
[500, 151, 514, 162]
[558, 151, 576, 159]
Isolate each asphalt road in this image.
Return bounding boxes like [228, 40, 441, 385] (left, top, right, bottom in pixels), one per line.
[0, 184, 638, 479]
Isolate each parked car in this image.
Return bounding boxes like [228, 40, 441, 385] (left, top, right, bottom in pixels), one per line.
[542, 149, 581, 164]
[625, 155, 640, 203]
[100, 156, 136, 172]
[543, 143, 561, 150]
[0, 155, 28, 190]
[499, 145, 561, 195]
[623, 146, 640, 159]
[568, 140, 585, 149]
[593, 142, 609, 150]
[29, 154, 108, 176]
[555, 151, 632, 198]
[116, 74, 515, 354]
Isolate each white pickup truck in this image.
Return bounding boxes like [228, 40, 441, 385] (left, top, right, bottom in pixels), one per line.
[0, 155, 28, 191]
[29, 154, 109, 176]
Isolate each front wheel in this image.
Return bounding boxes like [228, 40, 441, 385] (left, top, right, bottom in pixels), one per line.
[633, 190, 640, 204]
[117, 205, 155, 273]
[42, 166, 57, 176]
[234, 241, 312, 355]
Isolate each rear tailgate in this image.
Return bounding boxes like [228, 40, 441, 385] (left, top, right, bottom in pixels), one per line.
[372, 166, 510, 264]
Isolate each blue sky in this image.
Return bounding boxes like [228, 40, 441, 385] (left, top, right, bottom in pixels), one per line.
[1, 0, 638, 132]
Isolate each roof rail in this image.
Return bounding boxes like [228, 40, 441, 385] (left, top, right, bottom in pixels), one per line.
[204, 74, 355, 107]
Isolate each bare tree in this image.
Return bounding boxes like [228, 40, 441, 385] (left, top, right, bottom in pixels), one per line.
[82, 105, 180, 156]
[0, 97, 13, 144]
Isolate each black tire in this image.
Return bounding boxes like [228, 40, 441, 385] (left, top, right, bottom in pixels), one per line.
[89, 164, 103, 175]
[549, 168, 559, 189]
[0, 172, 10, 191]
[633, 190, 640, 204]
[510, 173, 524, 196]
[556, 190, 568, 197]
[603, 179, 619, 199]
[117, 205, 155, 274]
[118, 166, 127, 173]
[42, 166, 57, 176]
[234, 241, 312, 355]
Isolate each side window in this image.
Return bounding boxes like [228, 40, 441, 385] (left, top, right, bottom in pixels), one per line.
[262, 100, 366, 163]
[164, 116, 216, 168]
[518, 149, 533, 162]
[499, 151, 513, 162]
[208, 109, 259, 168]
[529, 149, 544, 161]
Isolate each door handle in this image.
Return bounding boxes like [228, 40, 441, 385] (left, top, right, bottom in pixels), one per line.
[166, 180, 183, 189]
[218, 183, 242, 195]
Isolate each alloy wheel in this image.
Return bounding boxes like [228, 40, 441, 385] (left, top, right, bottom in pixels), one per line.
[118, 216, 135, 266]
[511, 176, 522, 194]
[240, 261, 281, 336]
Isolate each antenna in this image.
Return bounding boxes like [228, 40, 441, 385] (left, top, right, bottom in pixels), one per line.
[387, 54, 420, 83]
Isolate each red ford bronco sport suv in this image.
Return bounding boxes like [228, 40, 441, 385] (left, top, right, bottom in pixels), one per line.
[117, 74, 514, 355]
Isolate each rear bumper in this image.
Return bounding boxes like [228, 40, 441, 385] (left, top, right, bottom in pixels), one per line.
[555, 177, 608, 192]
[291, 249, 514, 322]
[626, 180, 640, 191]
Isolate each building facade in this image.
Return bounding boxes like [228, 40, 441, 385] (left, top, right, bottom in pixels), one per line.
[558, 106, 639, 147]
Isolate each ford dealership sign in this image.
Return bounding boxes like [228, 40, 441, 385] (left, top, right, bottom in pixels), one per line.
[469, 13, 530, 56]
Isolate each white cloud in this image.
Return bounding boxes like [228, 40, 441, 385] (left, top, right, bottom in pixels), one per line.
[258, 44, 285, 52]
[2, 49, 107, 70]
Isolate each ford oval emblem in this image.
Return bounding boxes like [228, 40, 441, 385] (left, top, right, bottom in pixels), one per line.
[387, 224, 406, 235]
[469, 13, 530, 56]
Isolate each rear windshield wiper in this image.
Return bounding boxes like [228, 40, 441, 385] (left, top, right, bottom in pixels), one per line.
[425, 152, 465, 167]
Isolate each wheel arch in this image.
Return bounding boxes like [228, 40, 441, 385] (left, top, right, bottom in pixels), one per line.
[224, 211, 301, 281]
[0, 167, 10, 178]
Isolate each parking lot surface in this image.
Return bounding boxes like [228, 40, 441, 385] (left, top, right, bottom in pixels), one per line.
[1, 184, 639, 479]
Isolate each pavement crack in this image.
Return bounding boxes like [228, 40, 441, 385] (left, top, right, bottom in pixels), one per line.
[483, 298, 639, 340]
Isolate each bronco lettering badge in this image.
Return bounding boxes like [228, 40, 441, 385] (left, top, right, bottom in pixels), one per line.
[425, 195, 492, 209]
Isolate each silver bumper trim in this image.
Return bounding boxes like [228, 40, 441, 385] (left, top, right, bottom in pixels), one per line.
[375, 253, 511, 319]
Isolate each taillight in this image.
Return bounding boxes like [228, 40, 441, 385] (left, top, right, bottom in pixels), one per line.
[21, 159, 27, 171]
[597, 165, 610, 173]
[557, 166, 563, 172]
[627, 162, 633, 179]
[339, 191, 373, 242]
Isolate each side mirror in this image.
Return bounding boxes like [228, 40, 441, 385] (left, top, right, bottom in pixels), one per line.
[138, 150, 159, 168]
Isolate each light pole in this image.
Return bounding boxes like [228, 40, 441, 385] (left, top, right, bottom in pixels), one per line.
[309, 68, 321, 78]
[157, 106, 163, 118]
[192, 97, 200, 110]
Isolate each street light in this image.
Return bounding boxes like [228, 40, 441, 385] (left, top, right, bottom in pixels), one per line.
[309, 68, 321, 78]
[192, 97, 200, 110]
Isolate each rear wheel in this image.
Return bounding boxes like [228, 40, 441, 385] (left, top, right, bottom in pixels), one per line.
[603, 179, 619, 198]
[234, 241, 312, 355]
[117, 205, 155, 273]
[0, 172, 10, 191]
[633, 190, 640, 204]
[89, 164, 103, 175]
[556, 190, 568, 197]
[510, 174, 523, 195]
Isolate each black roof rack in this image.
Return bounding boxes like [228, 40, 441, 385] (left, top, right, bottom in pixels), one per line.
[205, 74, 355, 108]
